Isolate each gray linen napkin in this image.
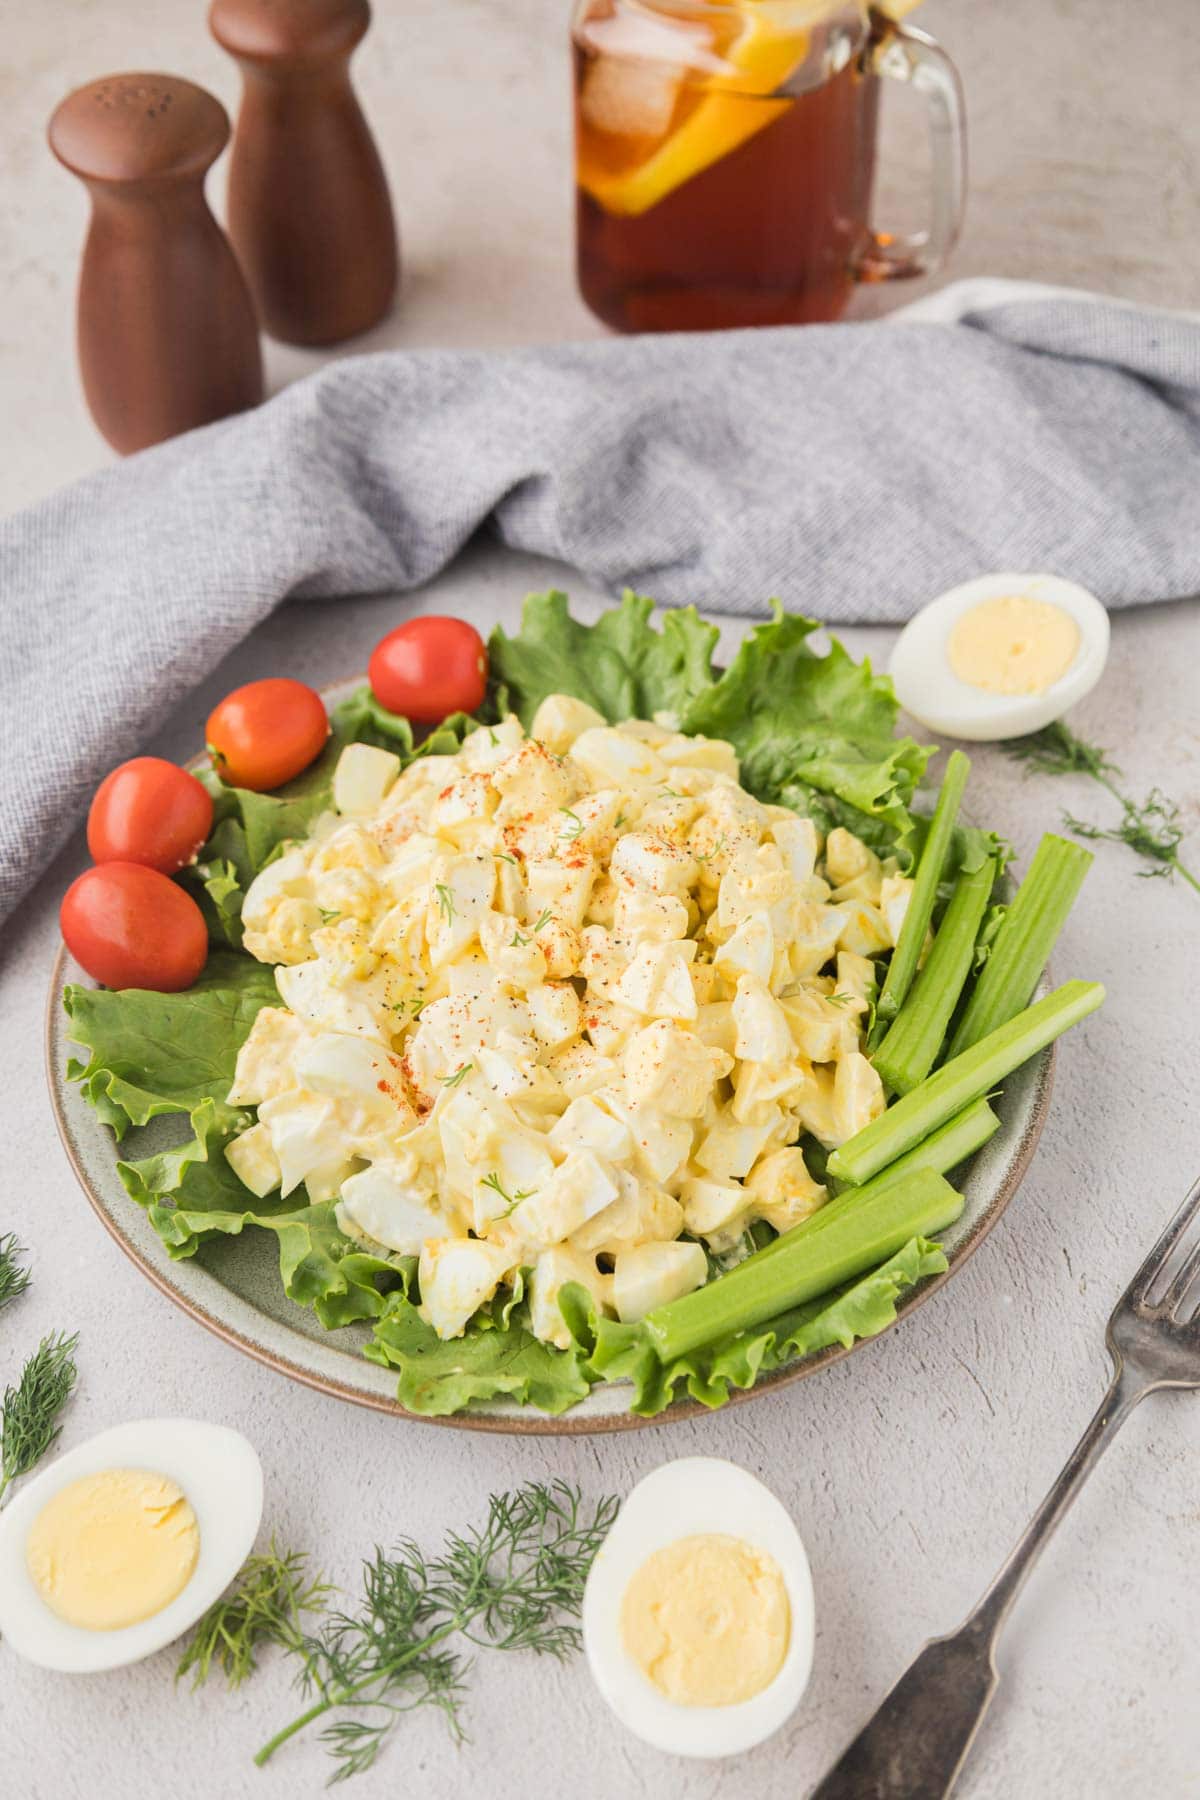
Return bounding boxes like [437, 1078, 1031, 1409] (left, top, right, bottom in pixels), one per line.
[3, 293, 1200, 920]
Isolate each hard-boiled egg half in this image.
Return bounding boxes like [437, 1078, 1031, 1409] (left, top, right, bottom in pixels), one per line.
[889, 572, 1110, 741]
[584, 1457, 814, 1757]
[0, 1418, 262, 1673]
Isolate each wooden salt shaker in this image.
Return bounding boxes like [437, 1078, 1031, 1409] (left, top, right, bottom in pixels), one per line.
[209, 0, 399, 346]
[48, 74, 263, 456]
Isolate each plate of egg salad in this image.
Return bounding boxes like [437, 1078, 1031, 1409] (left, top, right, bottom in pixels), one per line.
[49, 592, 1103, 1430]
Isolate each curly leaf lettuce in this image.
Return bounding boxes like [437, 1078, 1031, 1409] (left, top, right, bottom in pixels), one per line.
[64, 953, 278, 1138]
[356, 1238, 948, 1419]
[560, 1236, 948, 1417]
[489, 590, 720, 729]
[365, 1279, 594, 1417]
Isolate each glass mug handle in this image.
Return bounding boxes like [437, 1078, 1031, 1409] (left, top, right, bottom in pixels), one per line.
[855, 17, 967, 282]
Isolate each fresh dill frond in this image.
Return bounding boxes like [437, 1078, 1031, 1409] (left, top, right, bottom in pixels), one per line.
[0, 1234, 30, 1314]
[0, 1330, 79, 1504]
[1005, 721, 1198, 895]
[318, 909, 341, 925]
[253, 1481, 618, 1781]
[1004, 719, 1116, 781]
[531, 909, 552, 933]
[177, 1540, 331, 1690]
[434, 883, 456, 924]
[480, 1172, 533, 1218]
[558, 808, 584, 841]
[1063, 792, 1194, 885]
[441, 1062, 473, 1089]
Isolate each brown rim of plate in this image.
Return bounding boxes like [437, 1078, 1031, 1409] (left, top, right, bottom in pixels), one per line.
[45, 941, 1055, 1435]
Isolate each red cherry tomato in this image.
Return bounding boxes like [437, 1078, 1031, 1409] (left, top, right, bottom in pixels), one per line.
[87, 757, 214, 874]
[61, 863, 208, 992]
[368, 617, 488, 723]
[206, 678, 329, 792]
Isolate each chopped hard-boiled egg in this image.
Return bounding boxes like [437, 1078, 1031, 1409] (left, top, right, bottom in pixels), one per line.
[230, 701, 911, 1348]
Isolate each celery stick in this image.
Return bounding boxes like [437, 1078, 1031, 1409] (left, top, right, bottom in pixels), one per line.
[874, 750, 971, 1036]
[761, 1098, 1000, 1260]
[873, 855, 997, 1094]
[947, 833, 1092, 1058]
[645, 1169, 963, 1362]
[829, 979, 1104, 1186]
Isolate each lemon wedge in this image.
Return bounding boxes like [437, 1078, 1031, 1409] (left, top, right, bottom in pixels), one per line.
[579, 2, 821, 218]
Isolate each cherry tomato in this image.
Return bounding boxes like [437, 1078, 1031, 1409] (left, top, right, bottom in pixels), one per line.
[368, 616, 488, 723]
[61, 863, 208, 992]
[87, 757, 214, 874]
[206, 678, 328, 792]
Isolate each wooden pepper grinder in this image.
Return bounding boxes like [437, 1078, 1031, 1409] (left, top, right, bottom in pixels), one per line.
[209, 0, 399, 345]
[48, 74, 263, 456]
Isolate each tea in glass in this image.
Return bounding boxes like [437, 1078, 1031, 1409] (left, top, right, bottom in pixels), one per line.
[573, 0, 966, 334]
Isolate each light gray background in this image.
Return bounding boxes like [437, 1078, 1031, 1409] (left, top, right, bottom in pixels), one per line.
[3, 2, 1200, 1797]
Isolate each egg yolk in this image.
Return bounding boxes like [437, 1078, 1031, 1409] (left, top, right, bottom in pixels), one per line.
[26, 1467, 199, 1632]
[948, 595, 1080, 696]
[620, 1533, 789, 1706]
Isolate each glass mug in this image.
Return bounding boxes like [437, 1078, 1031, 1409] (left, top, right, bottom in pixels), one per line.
[573, 0, 966, 333]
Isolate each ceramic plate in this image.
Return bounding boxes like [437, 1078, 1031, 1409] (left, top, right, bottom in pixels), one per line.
[45, 685, 1054, 1434]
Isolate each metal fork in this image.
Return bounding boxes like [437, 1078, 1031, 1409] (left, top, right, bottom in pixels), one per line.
[810, 1175, 1200, 1800]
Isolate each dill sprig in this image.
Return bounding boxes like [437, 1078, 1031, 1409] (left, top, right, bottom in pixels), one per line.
[177, 1540, 332, 1690]
[255, 1480, 618, 1781]
[1006, 721, 1199, 895]
[0, 1331, 79, 1505]
[0, 1234, 31, 1314]
[480, 1171, 534, 1218]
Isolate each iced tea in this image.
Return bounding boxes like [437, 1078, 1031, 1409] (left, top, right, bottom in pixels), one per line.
[574, 0, 964, 333]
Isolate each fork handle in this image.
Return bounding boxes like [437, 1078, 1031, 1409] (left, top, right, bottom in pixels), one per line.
[810, 1366, 1145, 1800]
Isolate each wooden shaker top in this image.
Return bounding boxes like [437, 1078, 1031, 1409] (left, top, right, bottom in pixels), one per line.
[47, 73, 230, 185]
[208, 0, 372, 65]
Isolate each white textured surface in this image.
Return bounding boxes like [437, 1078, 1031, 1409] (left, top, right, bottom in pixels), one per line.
[4, 0, 1200, 1791]
[2, 552, 1199, 1800]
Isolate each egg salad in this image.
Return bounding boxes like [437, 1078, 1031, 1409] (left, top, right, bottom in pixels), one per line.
[224, 697, 914, 1349]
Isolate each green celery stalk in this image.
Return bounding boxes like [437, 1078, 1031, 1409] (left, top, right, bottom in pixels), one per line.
[947, 833, 1092, 1058]
[873, 855, 997, 1094]
[645, 1168, 963, 1363]
[829, 979, 1104, 1186]
[873, 749, 971, 1037]
[763, 1097, 1001, 1257]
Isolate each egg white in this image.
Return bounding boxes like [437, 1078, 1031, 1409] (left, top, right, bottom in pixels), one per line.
[889, 572, 1110, 741]
[583, 1456, 814, 1758]
[0, 1418, 262, 1673]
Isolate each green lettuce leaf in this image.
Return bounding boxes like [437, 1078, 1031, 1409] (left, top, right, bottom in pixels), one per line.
[178, 854, 245, 948]
[365, 1286, 594, 1417]
[679, 608, 930, 864]
[136, 1180, 402, 1328]
[560, 1236, 948, 1418]
[64, 953, 279, 1138]
[489, 590, 720, 728]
